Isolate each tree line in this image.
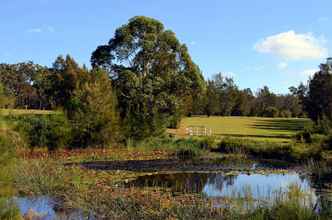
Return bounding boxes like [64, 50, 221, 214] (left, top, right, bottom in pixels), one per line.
[191, 73, 304, 118]
[0, 16, 332, 148]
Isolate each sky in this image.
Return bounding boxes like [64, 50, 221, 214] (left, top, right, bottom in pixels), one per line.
[1, 0, 331, 94]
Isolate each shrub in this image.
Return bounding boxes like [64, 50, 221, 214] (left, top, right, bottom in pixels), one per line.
[313, 116, 332, 135]
[323, 133, 332, 150]
[294, 129, 312, 144]
[199, 136, 217, 150]
[17, 114, 71, 151]
[175, 147, 201, 160]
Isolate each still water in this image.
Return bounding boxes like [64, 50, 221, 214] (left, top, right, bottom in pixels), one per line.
[18, 170, 331, 218]
[128, 172, 316, 199]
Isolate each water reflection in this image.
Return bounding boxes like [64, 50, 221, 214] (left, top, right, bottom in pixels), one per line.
[16, 197, 86, 220]
[16, 171, 332, 217]
[203, 173, 314, 199]
[128, 171, 327, 203]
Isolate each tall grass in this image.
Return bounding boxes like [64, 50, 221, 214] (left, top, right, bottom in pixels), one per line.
[0, 118, 22, 219]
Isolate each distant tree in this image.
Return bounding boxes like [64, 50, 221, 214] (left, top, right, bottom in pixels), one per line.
[212, 74, 238, 116]
[0, 83, 14, 108]
[289, 83, 308, 116]
[204, 80, 219, 116]
[254, 86, 277, 116]
[263, 106, 279, 118]
[0, 62, 44, 108]
[276, 94, 302, 117]
[232, 88, 254, 116]
[42, 55, 89, 109]
[91, 16, 204, 140]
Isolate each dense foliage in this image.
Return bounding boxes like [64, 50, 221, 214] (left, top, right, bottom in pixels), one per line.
[91, 16, 205, 140]
[191, 73, 304, 117]
[66, 68, 120, 147]
[17, 114, 71, 151]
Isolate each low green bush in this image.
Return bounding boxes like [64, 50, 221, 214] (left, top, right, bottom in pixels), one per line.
[322, 133, 332, 150]
[294, 129, 312, 144]
[17, 113, 71, 151]
[175, 147, 201, 160]
[198, 136, 217, 150]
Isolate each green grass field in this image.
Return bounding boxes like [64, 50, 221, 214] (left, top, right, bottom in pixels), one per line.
[173, 116, 311, 142]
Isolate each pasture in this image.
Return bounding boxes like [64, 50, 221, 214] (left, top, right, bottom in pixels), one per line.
[171, 116, 311, 142]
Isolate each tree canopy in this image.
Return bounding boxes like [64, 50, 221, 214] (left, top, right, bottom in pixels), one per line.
[91, 16, 205, 140]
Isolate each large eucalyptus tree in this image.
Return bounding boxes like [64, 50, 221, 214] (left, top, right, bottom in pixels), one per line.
[91, 16, 204, 140]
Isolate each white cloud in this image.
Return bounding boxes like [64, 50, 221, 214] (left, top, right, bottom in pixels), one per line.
[278, 62, 288, 70]
[47, 26, 55, 33]
[27, 28, 43, 33]
[254, 30, 328, 60]
[222, 71, 236, 78]
[318, 17, 329, 23]
[190, 41, 197, 46]
[27, 26, 55, 33]
[301, 69, 319, 77]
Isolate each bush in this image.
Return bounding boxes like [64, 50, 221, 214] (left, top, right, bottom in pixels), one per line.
[17, 114, 71, 151]
[175, 147, 201, 160]
[199, 136, 217, 150]
[313, 116, 332, 135]
[294, 129, 312, 144]
[322, 133, 332, 150]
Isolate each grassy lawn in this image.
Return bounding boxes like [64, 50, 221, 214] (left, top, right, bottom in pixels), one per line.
[171, 116, 311, 142]
[0, 108, 56, 116]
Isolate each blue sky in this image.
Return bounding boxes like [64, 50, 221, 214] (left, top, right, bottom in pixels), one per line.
[1, 0, 331, 93]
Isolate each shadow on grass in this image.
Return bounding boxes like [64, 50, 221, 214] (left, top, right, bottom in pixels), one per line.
[214, 133, 291, 139]
[250, 119, 309, 133]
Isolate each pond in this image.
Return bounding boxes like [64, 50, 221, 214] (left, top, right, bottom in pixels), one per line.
[127, 172, 316, 199]
[18, 160, 332, 217]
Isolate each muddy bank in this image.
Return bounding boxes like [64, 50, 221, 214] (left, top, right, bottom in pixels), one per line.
[76, 158, 302, 173]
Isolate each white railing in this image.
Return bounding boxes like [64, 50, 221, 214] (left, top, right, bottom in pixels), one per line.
[185, 126, 212, 136]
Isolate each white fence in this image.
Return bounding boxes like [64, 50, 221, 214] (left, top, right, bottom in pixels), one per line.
[185, 126, 212, 136]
